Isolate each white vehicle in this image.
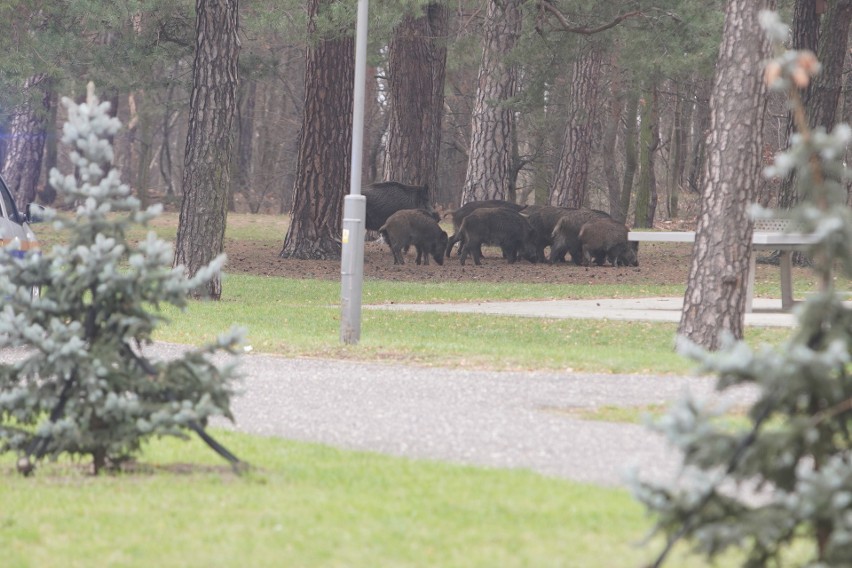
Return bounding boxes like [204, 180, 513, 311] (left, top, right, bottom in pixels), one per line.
[0, 174, 42, 297]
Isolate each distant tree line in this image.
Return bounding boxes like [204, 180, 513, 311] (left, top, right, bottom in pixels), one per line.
[1, 0, 850, 263]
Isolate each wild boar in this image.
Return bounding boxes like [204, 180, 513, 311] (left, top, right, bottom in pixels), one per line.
[456, 207, 537, 266]
[525, 206, 574, 263]
[379, 209, 448, 266]
[549, 208, 612, 264]
[578, 218, 638, 267]
[363, 181, 437, 232]
[444, 199, 526, 257]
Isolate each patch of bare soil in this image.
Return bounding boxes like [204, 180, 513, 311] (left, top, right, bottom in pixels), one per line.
[223, 237, 696, 287]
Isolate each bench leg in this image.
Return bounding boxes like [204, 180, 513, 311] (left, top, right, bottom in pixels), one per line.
[745, 251, 756, 313]
[779, 250, 794, 310]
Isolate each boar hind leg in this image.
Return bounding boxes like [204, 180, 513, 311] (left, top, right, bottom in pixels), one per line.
[391, 245, 405, 265]
[470, 242, 484, 265]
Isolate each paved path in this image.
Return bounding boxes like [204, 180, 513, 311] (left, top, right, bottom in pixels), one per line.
[144, 343, 753, 488]
[3, 297, 773, 488]
[369, 296, 798, 327]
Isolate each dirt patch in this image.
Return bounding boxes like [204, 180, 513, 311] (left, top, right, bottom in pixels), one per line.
[223, 237, 696, 286]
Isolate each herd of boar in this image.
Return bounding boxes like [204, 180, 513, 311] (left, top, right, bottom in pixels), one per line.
[364, 181, 639, 268]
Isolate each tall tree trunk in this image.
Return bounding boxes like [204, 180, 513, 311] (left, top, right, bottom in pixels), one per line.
[778, 0, 822, 209]
[133, 93, 154, 210]
[603, 55, 624, 218]
[1, 74, 51, 212]
[686, 78, 712, 194]
[549, 45, 603, 208]
[159, 75, 178, 198]
[807, 0, 852, 131]
[460, 0, 522, 204]
[174, 0, 240, 299]
[383, 2, 448, 194]
[231, 78, 257, 212]
[845, 42, 852, 207]
[276, 48, 306, 214]
[363, 64, 384, 183]
[668, 82, 691, 218]
[618, 91, 639, 223]
[678, 0, 774, 350]
[634, 81, 659, 229]
[40, 87, 59, 205]
[280, 0, 354, 259]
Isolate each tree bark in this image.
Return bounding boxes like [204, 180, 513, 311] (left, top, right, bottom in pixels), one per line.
[686, 78, 712, 194]
[159, 74, 179, 198]
[460, 0, 522, 204]
[40, 87, 59, 205]
[1, 74, 51, 212]
[231, 78, 257, 212]
[808, 0, 852, 131]
[668, 82, 691, 218]
[549, 45, 603, 208]
[618, 91, 639, 223]
[678, 0, 774, 350]
[280, 0, 354, 260]
[383, 2, 448, 194]
[634, 81, 659, 229]
[173, 0, 240, 299]
[778, 0, 823, 209]
[602, 91, 622, 217]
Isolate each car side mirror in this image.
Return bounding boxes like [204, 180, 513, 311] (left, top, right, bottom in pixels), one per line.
[25, 203, 46, 224]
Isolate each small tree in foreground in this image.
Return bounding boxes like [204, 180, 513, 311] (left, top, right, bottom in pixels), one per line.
[633, 12, 852, 567]
[0, 84, 245, 475]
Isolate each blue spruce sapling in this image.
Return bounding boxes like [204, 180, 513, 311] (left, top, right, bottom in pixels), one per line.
[0, 83, 245, 475]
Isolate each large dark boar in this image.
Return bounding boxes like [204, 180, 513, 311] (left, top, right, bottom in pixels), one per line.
[379, 209, 448, 266]
[524, 206, 574, 263]
[456, 208, 537, 266]
[549, 208, 612, 264]
[578, 219, 638, 267]
[445, 199, 526, 258]
[363, 181, 437, 232]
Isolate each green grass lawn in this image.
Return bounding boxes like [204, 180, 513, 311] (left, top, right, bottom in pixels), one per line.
[153, 273, 793, 374]
[4, 213, 816, 568]
[0, 430, 746, 568]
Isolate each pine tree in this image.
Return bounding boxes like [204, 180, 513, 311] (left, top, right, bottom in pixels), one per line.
[0, 83, 244, 476]
[633, 12, 852, 567]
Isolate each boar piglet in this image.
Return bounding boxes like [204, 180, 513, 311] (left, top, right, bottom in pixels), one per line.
[457, 208, 537, 266]
[379, 209, 448, 266]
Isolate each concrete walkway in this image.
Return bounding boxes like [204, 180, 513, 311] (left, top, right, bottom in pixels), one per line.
[368, 296, 798, 327]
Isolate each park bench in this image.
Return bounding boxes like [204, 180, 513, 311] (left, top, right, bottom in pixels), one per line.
[628, 219, 817, 313]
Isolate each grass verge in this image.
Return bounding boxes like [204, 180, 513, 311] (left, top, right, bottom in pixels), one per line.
[153, 274, 793, 373]
[0, 430, 740, 568]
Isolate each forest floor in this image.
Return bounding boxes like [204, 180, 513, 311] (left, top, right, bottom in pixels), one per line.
[222, 216, 804, 290]
[223, 236, 694, 286]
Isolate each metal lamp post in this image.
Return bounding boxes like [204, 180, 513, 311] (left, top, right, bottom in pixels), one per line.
[340, 0, 370, 344]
